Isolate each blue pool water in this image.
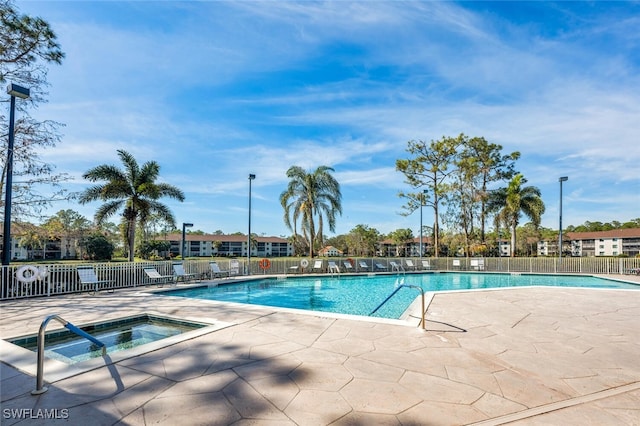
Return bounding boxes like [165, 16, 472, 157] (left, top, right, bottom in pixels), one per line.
[11, 315, 206, 364]
[159, 273, 638, 319]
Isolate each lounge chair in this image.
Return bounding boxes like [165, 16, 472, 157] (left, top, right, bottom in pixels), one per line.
[358, 261, 370, 272]
[374, 262, 387, 271]
[421, 260, 432, 270]
[287, 264, 300, 274]
[77, 265, 114, 294]
[144, 267, 174, 287]
[312, 260, 324, 273]
[389, 261, 404, 272]
[342, 261, 354, 272]
[173, 263, 197, 283]
[404, 259, 417, 270]
[470, 259, 485, 271]
[452, 259, 462, 270]
[209, 261, 230, 278]
[328, 261, 340, 273]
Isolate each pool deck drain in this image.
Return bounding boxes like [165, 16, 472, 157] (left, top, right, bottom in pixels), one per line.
[1, 275, 639, 425]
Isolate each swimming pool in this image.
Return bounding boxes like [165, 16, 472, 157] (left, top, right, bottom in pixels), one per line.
[159, 273, 638, 319]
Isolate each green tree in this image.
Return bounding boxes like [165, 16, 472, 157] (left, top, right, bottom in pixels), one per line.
[388, 228, 414, 257]
[288, 233, 308, 257]
[396, 135, 462, 257]
[346, 224, 381, 256]
[487, 174, 545, 257]
[82, 233, 114, 261]
[280, 165, 342, 258]
[17, 222, 45, 259]
[42, 209, 91, 258]
[78, 149, 185, 261]
[325, 234, 348, 255]
[137, 240, 170, 260]
[449, 155, 477, 257]
[1, 0, 69, 220]
[212, 239, 222, 255]
[517, 222, 542, 256]
[458, 137, 519, 243]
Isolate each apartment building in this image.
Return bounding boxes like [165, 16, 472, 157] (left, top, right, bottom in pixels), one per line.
[538, 228, 640, 257]
[164, 233, 293, 258]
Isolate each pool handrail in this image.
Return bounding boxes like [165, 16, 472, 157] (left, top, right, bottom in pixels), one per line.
[32, 314, 107, 395]
[370, 284, 425, 330]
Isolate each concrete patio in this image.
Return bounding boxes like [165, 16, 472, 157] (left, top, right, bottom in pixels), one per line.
[1, 276, 639, 425]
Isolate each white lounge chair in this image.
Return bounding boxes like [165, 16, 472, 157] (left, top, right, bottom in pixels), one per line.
[328, 261, 340, 273]
[343, 261, 354, 272]
[173, 263, 197, 283]
[404, 259, 416, 270]
[452, 259, 461, 270]
[389, 261, 404, 272]
[77, 266, 113, 294]
[287, 264, 300, 274]
[470, 259, 485, 271]
[209, 261, 230, 278]
[144, 267, 174, 287]
[624, 267, 640, 275]
[374, 262, 387, 271]
[421, 260, 432, 270]
[312, 260, 324, 273]
[358, 261, 370, 272]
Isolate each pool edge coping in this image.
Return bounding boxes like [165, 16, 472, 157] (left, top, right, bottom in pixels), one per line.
[0, 312, 235, 386]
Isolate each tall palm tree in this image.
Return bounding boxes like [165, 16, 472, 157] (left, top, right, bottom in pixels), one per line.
[280, 165, 342, 258]
[487, 174, 545, 257]
[79, 150, 185, 261]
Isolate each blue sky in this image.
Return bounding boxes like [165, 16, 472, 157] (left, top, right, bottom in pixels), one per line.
[17, 1, 640, 238]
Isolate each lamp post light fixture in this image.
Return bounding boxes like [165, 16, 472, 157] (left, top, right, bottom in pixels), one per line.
[181, 222, 193, 259]
[558, 176, 568, 262]
[3, 84, 30, 266]
[247, 174, 255, 275]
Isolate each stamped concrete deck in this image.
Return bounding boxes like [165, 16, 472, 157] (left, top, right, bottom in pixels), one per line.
[1, 276, 639, 425]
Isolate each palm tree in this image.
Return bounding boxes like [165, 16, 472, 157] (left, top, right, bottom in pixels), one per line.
[79, 150, 185, 261]
[487, 174, 545, 257]
[280, 165, 342, 258]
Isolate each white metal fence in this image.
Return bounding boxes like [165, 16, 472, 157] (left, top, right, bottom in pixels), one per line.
[1, 257, 638, 300]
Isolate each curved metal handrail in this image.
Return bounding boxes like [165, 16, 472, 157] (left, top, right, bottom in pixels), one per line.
[370, 284, 425, 330]
[32, 314, 107, 395]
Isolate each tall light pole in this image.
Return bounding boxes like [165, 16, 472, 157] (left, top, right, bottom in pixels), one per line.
[182, 222, 193, 259]
[247, 174, 255, 275]
[419, 189, 427, 263]
[558, 176, 568, 262]
[3, 84, 30, 265]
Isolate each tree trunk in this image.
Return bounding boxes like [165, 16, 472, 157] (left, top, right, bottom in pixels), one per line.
[433, 217, 439, 258]
[128, 219, 136, 261]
